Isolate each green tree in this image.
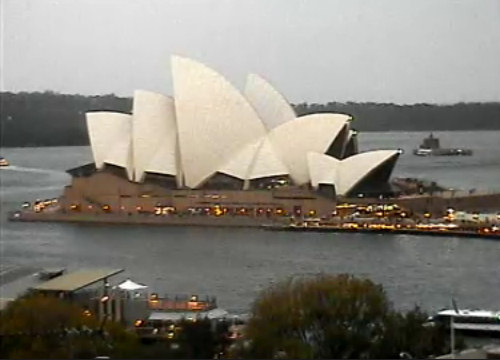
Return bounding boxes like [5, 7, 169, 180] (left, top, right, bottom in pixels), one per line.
[232, 274, 449, 359]
[138, 318, 225, 359]
[0, 294, 139, 359]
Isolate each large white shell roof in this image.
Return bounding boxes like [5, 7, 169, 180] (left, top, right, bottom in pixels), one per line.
[84, 55, 397, 192]
[171, 55, 267, 188]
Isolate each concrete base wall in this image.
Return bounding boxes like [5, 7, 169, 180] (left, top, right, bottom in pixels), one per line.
[59, 171, 336, 222]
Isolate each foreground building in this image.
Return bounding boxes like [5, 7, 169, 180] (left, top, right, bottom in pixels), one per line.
[61, 56, 401, 223]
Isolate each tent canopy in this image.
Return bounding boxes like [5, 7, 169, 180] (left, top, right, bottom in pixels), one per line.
[118, 278, 148, 291]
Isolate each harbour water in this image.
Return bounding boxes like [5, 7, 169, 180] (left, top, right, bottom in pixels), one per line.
[1, 131, 500, 314]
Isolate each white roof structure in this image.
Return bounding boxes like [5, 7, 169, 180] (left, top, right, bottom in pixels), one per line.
[86, 112, 134, 180]
[248, 137, 289, 180]
[218, 136, 289, 182]
[244, 73, 296, 130]
[132, 90, 177, 182]
[83, 55, 399, 194]
[307, 150, 400, 195]
[171, 55, 267, 188]
[269, 113, 351, 185]
[117, 279, 148, 291]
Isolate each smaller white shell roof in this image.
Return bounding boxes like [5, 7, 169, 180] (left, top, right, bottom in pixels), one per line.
[86, 111, 133, 180]
[308, 150, 400, 195]
[269, 113, 351, 185]
[132, 90, 177, 182]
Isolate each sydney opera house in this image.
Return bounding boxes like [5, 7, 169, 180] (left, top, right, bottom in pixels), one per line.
[61, 56, 401, 223]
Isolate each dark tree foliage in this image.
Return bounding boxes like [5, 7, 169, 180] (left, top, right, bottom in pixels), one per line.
[0, 294, 230, 359]
[294, 101, 500, 131]
[0, 91, 132, 147]
[232, 274, 451, 359]
[1, 91, 499, 147]
[0, 294, 140, 359]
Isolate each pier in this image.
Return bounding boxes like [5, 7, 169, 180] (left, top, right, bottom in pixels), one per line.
[262, 221, 500, 239]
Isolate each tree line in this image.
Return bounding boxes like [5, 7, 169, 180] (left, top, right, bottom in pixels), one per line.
[1, 91, 499, 147]
[1, 274, 457, 359]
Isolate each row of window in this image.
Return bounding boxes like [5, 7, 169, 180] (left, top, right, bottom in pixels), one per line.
[67, 203, 318, 217]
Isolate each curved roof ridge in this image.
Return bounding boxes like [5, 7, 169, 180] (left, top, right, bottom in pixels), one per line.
[244, 73, 296, 130]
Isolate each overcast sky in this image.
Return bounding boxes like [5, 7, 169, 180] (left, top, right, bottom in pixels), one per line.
[1, 0, 499, 104]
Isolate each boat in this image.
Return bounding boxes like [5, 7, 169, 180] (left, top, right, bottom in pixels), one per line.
[0, 156, 9, 167]
[413, 133, 472, 156]
[428, 309, 500, 336]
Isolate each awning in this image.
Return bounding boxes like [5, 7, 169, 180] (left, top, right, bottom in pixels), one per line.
[118, 279, 148, 291]
[33, 269, 124, 292]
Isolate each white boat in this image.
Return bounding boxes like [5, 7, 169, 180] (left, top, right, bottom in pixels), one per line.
[0, 157, 9, 167]
[429, 309, 500, 335]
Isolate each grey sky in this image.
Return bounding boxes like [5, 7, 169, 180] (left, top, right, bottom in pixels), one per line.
[1, 0, 499, 104]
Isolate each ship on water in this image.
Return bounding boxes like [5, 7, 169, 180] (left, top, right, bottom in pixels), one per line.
[0, 156, 10, 167]
[413, 133, 473, 156]
[428, 308, 500, 337]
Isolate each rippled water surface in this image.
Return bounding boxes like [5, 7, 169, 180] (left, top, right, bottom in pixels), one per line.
[1, 131, 499, 313]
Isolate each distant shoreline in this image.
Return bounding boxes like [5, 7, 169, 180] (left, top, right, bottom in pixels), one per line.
[1, 91, 499, 147]
[1, 129, 499, 149]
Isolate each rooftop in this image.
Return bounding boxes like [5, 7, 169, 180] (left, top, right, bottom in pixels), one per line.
[33, 268, 124, 292]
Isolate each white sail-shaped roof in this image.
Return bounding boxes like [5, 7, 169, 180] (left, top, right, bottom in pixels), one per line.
[244, 74, 296, 130]
[269, 113, 351, 185]
[86, 111, 133, 180]
[219, 136, 289, 181]
[218, 138, 263, 180]
[171, 55, 267, 188]
[307, 150, 400, 195]
[247, 137, 289, 179]
[132, 90, 177, 182]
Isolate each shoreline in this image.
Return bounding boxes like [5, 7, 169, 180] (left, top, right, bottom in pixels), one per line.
[9, 210, 500, 239]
